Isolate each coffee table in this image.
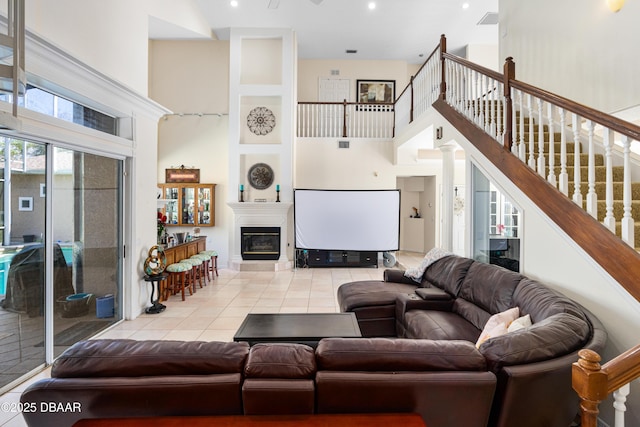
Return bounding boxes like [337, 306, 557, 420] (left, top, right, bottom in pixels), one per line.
[233, 313, 361, 347]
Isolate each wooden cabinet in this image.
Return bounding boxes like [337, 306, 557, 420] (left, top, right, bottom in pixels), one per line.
[158, 183, 215, 227]
[163, 237, 207, 265]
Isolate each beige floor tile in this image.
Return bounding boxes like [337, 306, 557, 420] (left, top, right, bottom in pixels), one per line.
[207, 317, 246, 330]
[163, 330, 204, 341]
[198, 330, 236, 342]
[128, 329, 169, 340]
[279, 306, 308, 313]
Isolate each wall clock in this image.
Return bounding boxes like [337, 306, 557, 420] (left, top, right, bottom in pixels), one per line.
[247, 107, 276, 135]
[247, 163, 274, 190]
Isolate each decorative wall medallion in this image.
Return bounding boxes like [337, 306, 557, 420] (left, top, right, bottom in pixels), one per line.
[247, 163, 274, 190]
[247, 107, 276, 135]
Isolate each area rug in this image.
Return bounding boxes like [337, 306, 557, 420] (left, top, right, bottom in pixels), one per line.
[35, 320, 112, 347]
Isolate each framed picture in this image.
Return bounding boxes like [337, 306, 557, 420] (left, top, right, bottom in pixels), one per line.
[18, 197, 33, 211]
[356, 79, 395, 110]
[165, 167, 200, 183]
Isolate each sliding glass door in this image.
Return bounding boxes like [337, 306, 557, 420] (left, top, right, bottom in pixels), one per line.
[0, 138, 123, 390]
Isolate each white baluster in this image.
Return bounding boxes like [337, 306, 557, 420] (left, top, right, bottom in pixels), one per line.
[497, 82, 503, 144]
[527, 94, 535, 169]
[537, 98, 546, 177]
[613, 383, 630, 427]
[546, 103, 557, 186]
[572, 113, 583, 206]
[621, 135, 635, 248]
[518, 91, 526, 161]
[558, 108, 569, 196]
[603, 129, 616, 233]
[586, 120, 598, 218]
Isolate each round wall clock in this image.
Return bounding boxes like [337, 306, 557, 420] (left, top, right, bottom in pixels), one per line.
[247, 107, 276, 135]
[247, 163, 274, 190]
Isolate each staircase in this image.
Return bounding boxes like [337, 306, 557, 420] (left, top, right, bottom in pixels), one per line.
[512, 120, 640, 248]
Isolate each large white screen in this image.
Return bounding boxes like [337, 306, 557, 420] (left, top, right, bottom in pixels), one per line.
[294, 189, 400, 251]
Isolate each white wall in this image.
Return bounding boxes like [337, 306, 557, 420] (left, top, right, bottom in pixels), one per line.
[298, 59, 413, 102]
[150, 40, 231, 266]
[500, 0, 640, 114]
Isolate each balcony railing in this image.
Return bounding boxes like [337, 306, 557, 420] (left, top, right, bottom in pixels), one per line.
[297, 101, 394, 139]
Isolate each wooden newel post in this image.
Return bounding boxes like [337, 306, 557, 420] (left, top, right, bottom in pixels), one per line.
[439, 34, 447, 100]
[572, 349, 608, 427]
[342, 99, 348, 138]
[502, 57, 515, 150]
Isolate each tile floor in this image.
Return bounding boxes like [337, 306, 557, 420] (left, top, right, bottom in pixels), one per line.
[0, 251, 424, 426]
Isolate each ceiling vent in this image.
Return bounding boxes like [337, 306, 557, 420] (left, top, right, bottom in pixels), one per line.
[345, 49, 358, 54]
[477, 12, 499, 25]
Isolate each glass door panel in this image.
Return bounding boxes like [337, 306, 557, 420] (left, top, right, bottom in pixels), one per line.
[0, 138, 46, 390]
[198, 187, 211, 225]
[163, 187, 179, 225]
[51, 148, 122, 358]
[182, 187, 195, 225]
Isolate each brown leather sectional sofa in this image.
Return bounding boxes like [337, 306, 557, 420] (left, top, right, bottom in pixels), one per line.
[337, 254, 607, 427]
[21, 338, 496, 427]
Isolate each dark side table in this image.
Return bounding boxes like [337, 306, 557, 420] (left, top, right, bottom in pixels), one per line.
[143, 273, 168, 314]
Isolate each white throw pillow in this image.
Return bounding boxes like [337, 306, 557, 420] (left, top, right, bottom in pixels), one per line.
[507, 314, 532, 333]
[404, 247, 451, 282]
[476, 307, 520, 348]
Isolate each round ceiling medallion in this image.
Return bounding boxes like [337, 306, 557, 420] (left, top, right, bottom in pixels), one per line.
[247, 107, 276, 135]
[247, 163, 275, 190]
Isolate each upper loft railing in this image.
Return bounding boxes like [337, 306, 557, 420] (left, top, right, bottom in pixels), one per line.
[297, 101, 394, 139]
[297, 33, 640, 426]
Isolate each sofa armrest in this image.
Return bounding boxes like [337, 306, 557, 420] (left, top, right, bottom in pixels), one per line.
[395, 292, 454, 324]
[384, 269, 419, 284]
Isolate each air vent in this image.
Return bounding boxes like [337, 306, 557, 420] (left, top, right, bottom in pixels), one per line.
[338, 140, 350, 148]
[477, 12, 499, 25]
[345, 49, 358, 54]
[330, 69, 340, 76]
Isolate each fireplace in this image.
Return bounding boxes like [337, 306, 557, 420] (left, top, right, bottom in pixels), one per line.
[241, 227, 281, 260]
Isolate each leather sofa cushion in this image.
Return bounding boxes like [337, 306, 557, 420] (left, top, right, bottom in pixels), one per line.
[513, 278, 588, 324]
[423, 255, 474, 296]
[404, 309, 481, 342]
[337, 280, 418, 312]
[52, 339, 249, 378]
[245, 343, 316, 379]
[316, 337, 487, 371]
[479, 312, 591, 372]
[457, 262, 523, 320]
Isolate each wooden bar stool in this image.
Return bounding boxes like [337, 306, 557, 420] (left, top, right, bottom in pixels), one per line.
[179, 258, 203, 290]
[200, 250, 218, 279]
[165, 262, 192, 301]
[190, 254, 210, 285]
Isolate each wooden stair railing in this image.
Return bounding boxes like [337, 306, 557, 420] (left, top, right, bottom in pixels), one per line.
[573, 345, 640, 427]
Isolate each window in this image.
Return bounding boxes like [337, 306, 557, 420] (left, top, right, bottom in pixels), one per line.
[0, 85, 118, 135]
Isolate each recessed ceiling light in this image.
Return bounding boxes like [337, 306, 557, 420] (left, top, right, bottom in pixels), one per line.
[462, 2, 470, 9]
[230, 0, 239, 7]
[368, 2, 376, 10]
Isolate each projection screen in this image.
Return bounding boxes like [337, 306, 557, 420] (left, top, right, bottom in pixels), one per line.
[294, 189, 400, 251]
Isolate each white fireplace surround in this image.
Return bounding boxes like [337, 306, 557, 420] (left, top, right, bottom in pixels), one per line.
[227, 202, 293, 271]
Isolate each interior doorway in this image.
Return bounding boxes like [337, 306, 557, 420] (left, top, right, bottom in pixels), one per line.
[396, 176, 436, 254]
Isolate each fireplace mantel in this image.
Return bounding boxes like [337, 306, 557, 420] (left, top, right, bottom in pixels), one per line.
[227, 202, 293, 271]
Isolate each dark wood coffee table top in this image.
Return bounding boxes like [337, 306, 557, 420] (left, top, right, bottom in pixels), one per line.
[73, 413, 426, 426]
[233, 313, 361, 346]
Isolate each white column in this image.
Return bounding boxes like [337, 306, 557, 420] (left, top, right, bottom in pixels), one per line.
[440, 143, 457, 251]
